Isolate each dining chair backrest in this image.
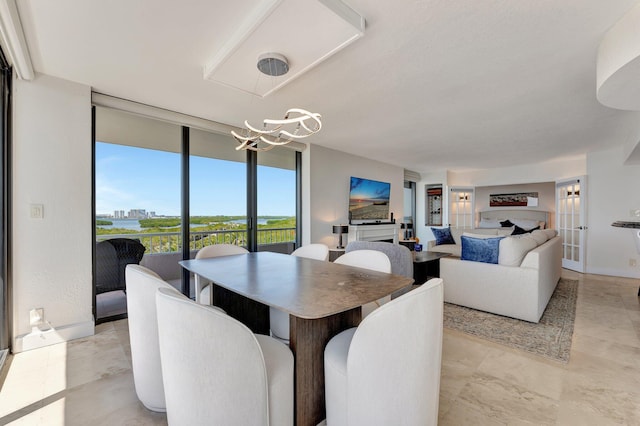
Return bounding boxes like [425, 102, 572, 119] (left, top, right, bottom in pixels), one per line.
[333, 249, 391, 273]
[349, 278, 443, 424]
[155, 287, 271, 425]
[194, 244, 249, 304]
[270, 244, 329, 342]
[195, 243, 249, 260]
[334, 250, 392, 317]
[125, 264, 181, 412]
[291, 243, 330, 261]
[345, 241, 413, 278]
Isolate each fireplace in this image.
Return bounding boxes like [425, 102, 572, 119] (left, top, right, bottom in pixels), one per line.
[347, 224, 400, 244]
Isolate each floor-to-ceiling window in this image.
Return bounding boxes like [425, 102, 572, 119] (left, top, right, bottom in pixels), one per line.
[93, 101, 301, 319]
[189, 128, 247, 251]
[94, 107, 181, 322]
[0, 47, 11, 360]
[257, 148, 297, 253]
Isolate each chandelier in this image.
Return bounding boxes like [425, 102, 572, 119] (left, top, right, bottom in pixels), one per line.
[231, 108, 322, 151]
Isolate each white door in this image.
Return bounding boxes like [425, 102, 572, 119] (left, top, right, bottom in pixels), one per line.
[556, 177, 586, 272]
[448, 187, 474, 229]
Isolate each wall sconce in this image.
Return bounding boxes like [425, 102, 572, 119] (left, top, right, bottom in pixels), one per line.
[332, 225, 349, 249]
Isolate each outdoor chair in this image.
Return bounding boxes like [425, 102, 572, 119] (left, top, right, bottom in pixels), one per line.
[95, 238, 146, 294]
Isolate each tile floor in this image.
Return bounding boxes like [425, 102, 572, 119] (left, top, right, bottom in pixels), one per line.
[0, 269, 639, 425]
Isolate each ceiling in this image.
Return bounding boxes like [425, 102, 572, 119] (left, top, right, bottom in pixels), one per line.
[13, 0, 640, 172]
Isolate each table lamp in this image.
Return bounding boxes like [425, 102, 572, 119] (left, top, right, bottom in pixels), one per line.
[332, 225, 349, 249]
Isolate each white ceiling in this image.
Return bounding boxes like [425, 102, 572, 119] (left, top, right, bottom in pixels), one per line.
[14, 0, 640, 172]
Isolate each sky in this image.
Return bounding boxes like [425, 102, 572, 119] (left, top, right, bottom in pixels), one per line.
[95, 142, 296, 217]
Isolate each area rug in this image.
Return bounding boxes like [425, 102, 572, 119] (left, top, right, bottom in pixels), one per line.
[443, 278, 578, 363]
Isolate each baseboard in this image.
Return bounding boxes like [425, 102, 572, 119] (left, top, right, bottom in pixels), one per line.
[14, 319, 95, 353]
[585, 265, 640, 280]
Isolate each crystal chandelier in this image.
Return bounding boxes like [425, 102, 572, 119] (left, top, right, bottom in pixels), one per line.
[231, 108, 322, 151]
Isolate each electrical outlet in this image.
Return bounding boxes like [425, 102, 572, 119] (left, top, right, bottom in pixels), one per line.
[29, 308, 43, 327]
[630, 258, 637, 267]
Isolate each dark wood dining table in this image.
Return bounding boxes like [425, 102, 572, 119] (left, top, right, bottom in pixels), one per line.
[179, 251, 413, 426]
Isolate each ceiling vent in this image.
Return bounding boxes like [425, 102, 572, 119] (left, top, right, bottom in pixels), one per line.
[203, 0, 365, 97]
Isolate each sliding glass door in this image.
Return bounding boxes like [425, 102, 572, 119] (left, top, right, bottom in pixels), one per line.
[257, 148, 297, 253]
[94, 107, 181, 321]
[0, 48, 10, 357]
[93, 104, 301, 314]
[189, 129, 247, 253]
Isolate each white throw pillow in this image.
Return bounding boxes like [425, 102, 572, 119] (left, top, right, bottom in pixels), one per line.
[478, 218, 500, 229]
[530, 230, 549, 245]
[512, 219, 540, 230]
[496, 227, 515, 236]
[462, 232, 499, 239]
[543, 229, 557, 239]
[498, 236, 538, 266]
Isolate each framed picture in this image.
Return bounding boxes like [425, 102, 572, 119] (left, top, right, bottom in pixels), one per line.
[489, 192, 538, 207]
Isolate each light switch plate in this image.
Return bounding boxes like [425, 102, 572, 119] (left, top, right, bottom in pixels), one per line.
[30, 204, 43, 219]
[631, 209, 640, 218]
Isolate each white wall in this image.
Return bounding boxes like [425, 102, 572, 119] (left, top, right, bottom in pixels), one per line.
[13, 74, 93, 351]
[304, 144, 404, 248]
[586, 146, 640, 278]
[415, 158, 586, 243]
[447, 155, 586, 187]
[475, 182, 556, 227]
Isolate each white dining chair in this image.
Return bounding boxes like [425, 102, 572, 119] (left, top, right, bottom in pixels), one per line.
[291, 243, 330, 261]
[270, 244, 330, 342]
[125, 264, 182, 412]
[194, 244, 248, 304]
[156, 287, 294, 426]
[334, 249, 392, 317]
[324, 278, 444, 426]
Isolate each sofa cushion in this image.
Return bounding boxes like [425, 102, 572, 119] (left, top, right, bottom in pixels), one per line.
[478, 218, 500, 228]
[543, 229, 558, 239]
[498, 235, 538, 266]
[428, 244, 461, 257]
[461, 236, 503, 264]
[431, 227, 455, 245]
[530, 230, 549, 245]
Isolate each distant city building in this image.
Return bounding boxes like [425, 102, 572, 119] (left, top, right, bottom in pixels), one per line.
[113, 210, 125, 219]
[148, 211, 156, 218]
[128, 209, 147, 219]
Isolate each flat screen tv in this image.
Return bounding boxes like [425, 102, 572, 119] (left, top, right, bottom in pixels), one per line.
[349, 176, 391, 223]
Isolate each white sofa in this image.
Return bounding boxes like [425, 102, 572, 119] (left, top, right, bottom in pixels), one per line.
[429, 228, 562, 323]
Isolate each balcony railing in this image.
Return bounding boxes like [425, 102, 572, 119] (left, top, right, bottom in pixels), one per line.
[96, 228, 296, 254]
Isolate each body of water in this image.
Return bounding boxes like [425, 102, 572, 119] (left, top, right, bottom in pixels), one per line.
[97, 218, 278, 231]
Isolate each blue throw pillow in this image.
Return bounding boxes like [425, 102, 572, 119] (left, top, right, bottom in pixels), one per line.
[431, 227, 455, 245]
[460, 236, 503, 264]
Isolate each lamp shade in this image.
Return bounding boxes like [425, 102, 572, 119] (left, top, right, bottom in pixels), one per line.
[332, 225, 349, 234]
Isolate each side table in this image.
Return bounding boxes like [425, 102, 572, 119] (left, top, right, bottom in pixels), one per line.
[412, 251, 451, 284]
[328, 248, 345, 262]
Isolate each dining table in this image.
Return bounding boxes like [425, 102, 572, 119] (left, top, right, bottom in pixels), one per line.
[179, 250, 414, 426]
